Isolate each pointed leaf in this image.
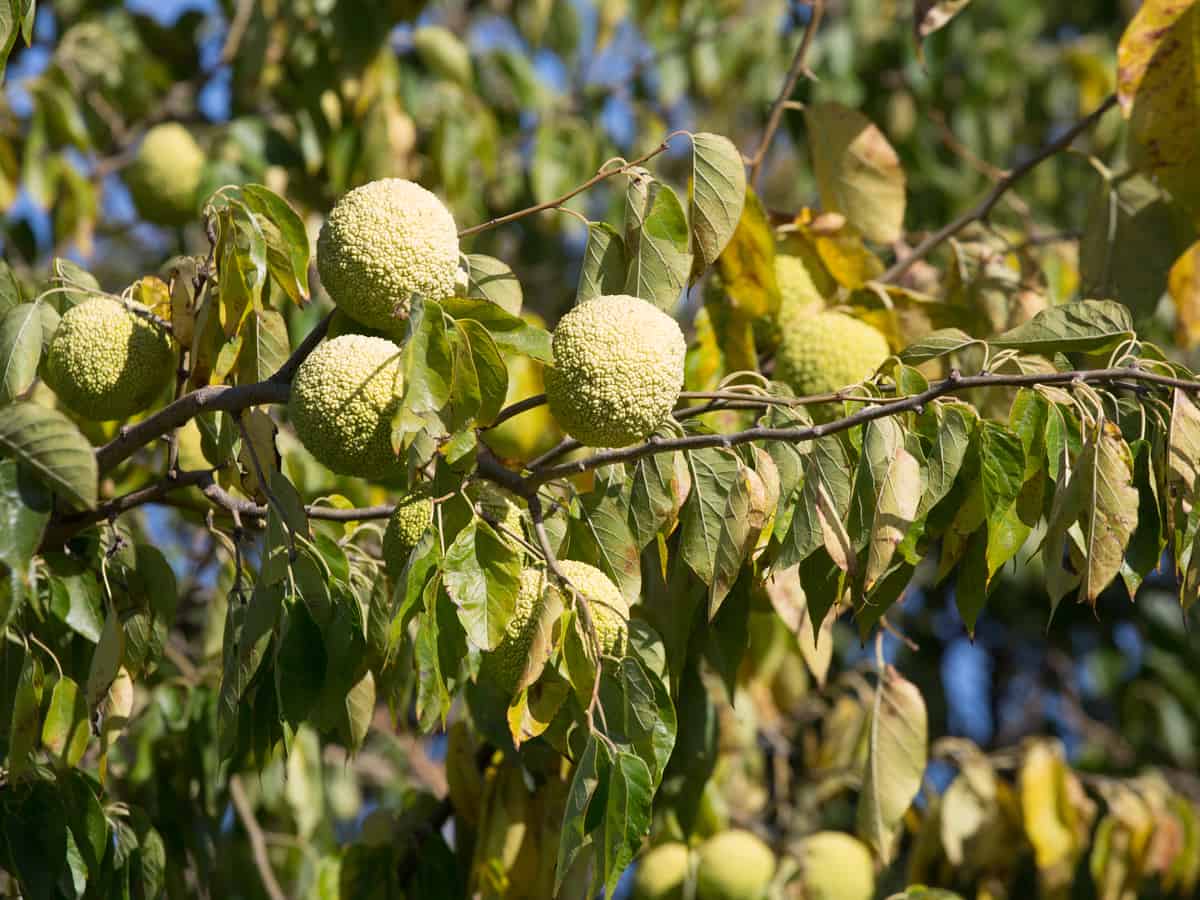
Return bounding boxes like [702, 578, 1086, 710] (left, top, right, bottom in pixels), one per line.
[689, 132, 746, 278]
[0, 402, 97, 509]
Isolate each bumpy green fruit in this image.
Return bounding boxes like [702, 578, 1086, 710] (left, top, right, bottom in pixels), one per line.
[43, 297, 174, 420]
[695, 830, 776, 900]
[631, 842, 690, 900]
[125, 123, 205, 226]
[288, 334, 404, 478]
[479, 567, 550, 694]
[317, 178, 460, 332]
[774, 311, 890, 398]
[412, 25, 473, 87]
[755, 254, 826, 352]
[794, 831, 874, 900]
[544, 295, 685, 448]
[558, 559, 629, 657]
[470, 483, 523, 542]
[383, 494, 434, 574]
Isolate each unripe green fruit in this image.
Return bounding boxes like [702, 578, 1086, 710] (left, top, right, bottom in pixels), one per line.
[695, 830, 776, 900]
[125, 123, 205, 226]
[479, 567, 550, 694]
[545, 295, 685, 448]
[470, 483, 523, 543]
[317, 178, 460, 332]
[794, 831, 874, 900]
[558, 559, 629, 657]
[755, 254, 826, 353]
[383, 494, 434, 575]
[631, 842, 690, 900]
[774, 311, 890, 399]
[412, 25, 473, 88]
[288, 334, 404, 478]
[43, 297, 174, 420]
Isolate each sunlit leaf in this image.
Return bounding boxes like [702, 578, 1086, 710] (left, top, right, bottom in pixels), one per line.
[688, 132, 746, 279]
[0, 402, 97, 509]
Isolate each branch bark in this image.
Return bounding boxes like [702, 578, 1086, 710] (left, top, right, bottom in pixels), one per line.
[881, 95, 1118, 284]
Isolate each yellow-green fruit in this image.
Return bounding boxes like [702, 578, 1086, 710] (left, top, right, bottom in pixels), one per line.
[125, 123, 205, 226]
[558, 559, 629, 657]
[317, 178, 460, 332]
[775, 311, 890, 398]
[794, 832, 874, 900]
[383, 494, 434, 574]
[631, 842, 690, 900]
[412, 25, 473, 87]
[43, 297, 174, 420]
[479, 567, 549, 694]
[544, 295, 685, 448]
[755, 255, 826, 352]
[288, 334, 404, 478]
[695, 830, 776, 900]
[471, 483, 523, 541]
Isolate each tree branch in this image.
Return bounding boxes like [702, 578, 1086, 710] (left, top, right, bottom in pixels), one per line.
[457, 133, 687, 239]
[229, 775, 289, 900]
[523, 366, 1200, 486]
[881, 95, 1118, 284]
[747, 0, 825, 186]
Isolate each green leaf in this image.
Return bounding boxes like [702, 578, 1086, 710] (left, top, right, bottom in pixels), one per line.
[602, 752, 653, 898]
[403, 297, 454, 414]
[216, 581, 283, 756]
[41, 675, 89, 767]
[709, 462, 769, 617]
[415, 579, 453, 731]
[628, 447, 688, 551]
[1078, 423, 1139, 605]
[864, 445, 922, 591]
[0, 459, 51, 579]
[857, 665, 928, 861]
[571, 482, 641, 602]
[241, 184, 311, 304]
[578, 221, 627, 304]
[989, 299, 1135, 355]
[779, 435, 853, 569]
[624, 177, 692, 312]
[1122, 438, 1166, 597]
[442, 519, 521, 650]
[556, 736, 611, 895]
[704, 570, 751, 698]
[979, 422, 1025, 515]
[688, 132, 746, 279]
[916, 404, 975, 519]
[465, 254, 523, 316]
[806, 102, 907, 244]
[85, 609, 125, 709]
[0, 302, 42, 403]
[237, 309, 291, 384]
[7, 652, 43, 779]
[442, 295, 553, 362]
[0, 260, 22, 313]
[0, 402, 98, 509]
[898, 328, 981, 365]
[456, 318, 508, 427]
[679, 447, 741, 585]
[0, 1, 18, 83]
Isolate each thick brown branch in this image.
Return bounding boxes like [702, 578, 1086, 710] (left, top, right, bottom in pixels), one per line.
[458, 134, 685, 238]
[747, 0, 825, 186]
[881, 95, 1117, 284]
[523, 366, 1200, 486]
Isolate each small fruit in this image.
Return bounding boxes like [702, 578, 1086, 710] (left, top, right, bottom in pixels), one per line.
[544, 295, 685, 448]
[695, 829, 776, 900]
[479, 567, 551, 694]
[557, 559, 629, 657]
[287, 334, 404, 478]
[774, 311, 890, 398]
[794, 831, 874, 900]
[382, 494, 434, 574]
[631, 842, 690, 900]
[124, 123, 205, 226]
[317, 178, 461, 332]
[43, 297, 174, 420]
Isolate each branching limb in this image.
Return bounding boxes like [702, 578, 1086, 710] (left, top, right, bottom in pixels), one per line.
[881, 94, 1118, 284]
[229, 775, 288, 900]
[457, 133, 687, 238]
[747, 0, 825, 186]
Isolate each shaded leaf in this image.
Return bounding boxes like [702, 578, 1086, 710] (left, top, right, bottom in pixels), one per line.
[0, 402, 97, 509]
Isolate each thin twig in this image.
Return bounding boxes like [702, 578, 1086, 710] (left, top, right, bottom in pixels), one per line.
[458, 133, 686, 238]
[747, 0, 825, 187]
[229, 775, 288, 900]
[881, 95, 1117, 284]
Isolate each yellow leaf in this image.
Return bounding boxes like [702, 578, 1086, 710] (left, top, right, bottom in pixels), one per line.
[806, 102, 907, 244]
[1169, 240, 1200, 347]
[713, 187, 779, 321]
